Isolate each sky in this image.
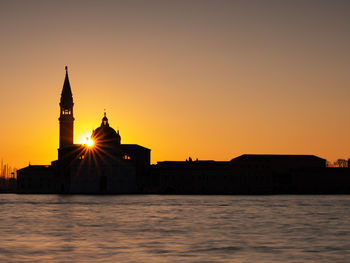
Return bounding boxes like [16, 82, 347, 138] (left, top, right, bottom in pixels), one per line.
[0, 0, 350, 168]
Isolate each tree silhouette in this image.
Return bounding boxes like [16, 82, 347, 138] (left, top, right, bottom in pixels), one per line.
[333, 159, 348, 168]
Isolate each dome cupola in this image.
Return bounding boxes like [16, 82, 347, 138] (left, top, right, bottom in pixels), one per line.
[101, 112, 109, 127]
[91, 112, 121, 148]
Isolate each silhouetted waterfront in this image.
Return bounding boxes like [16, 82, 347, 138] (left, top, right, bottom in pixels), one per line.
[0, 195, 349, 262]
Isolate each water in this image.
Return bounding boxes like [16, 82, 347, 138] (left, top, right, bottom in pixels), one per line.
[0, 195, 349, 262]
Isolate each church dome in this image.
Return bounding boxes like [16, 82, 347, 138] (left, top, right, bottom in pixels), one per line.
[91, 113, 121, 148]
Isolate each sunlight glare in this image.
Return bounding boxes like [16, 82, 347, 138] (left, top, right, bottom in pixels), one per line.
[79, 132, 94, 147]
[86, 137, 94, 147]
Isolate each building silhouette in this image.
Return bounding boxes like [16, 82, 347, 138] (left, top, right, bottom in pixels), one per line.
[59, 66, 74, 148]
[17, 67, 150, 194]
[147, 155, 350, 194]
[17, 68, 350, 194]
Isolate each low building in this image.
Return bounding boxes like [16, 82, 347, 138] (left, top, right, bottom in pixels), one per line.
[230, 154, 326, 171]
[146, 160, 232, 194]
[230, 154, 327, 194]
[17, 165, 55, 194]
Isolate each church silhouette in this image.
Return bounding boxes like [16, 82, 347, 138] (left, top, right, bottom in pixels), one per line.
[17, 67, 150, 194]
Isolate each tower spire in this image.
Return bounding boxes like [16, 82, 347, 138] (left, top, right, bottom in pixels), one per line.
[60, 66, 73, 107]
[59, 66, 75, 153]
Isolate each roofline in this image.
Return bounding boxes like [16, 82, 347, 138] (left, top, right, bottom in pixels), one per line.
[17, 165, 51, 171]
[121, 144, 151, 151]
[231, 154, 326, 161]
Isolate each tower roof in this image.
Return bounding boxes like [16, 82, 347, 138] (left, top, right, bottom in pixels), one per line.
[60, 66, 73, 107]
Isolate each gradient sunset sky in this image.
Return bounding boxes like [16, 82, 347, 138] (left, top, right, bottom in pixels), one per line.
[1, 0, 350, 168]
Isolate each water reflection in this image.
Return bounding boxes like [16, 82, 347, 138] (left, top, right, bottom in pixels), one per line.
[0, 195, 349, 262]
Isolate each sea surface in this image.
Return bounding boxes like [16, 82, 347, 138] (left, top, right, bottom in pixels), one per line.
[0, 195, 349, 263]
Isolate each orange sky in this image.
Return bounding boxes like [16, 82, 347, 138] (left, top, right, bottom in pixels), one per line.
[1, 0, 350, 168]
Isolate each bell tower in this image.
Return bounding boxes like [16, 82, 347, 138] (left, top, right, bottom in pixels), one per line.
[59, 66, 74, 149]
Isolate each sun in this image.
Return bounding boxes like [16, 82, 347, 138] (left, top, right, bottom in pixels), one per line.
[78, 132, 94, 147]
[85, 137, 94, 147]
